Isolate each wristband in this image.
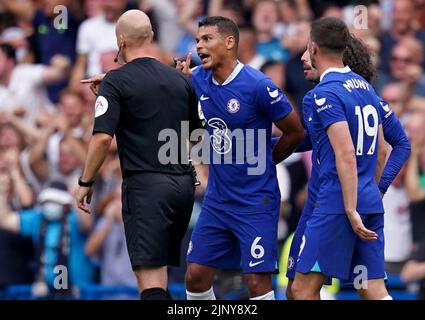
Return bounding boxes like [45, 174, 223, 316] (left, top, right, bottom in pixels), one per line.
[78, 177, 95, 187]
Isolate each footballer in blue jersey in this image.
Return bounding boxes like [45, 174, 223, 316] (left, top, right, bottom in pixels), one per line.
[285, 35, 410, 300]
[177, 16, 304, 300]
[291, 17, 391, 300]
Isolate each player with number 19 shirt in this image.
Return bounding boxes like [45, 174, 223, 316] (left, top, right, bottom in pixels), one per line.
[296, 65, 386, 280]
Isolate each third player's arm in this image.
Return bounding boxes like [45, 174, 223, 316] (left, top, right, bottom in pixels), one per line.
[327, 121, 377, 241]
[327, 121, 358, 214]
[375, 125, 387, 185]
[273, 109, 305, 163]
[378, 111, 411, 195]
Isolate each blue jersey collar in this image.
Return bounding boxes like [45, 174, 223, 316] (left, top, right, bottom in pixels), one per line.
[212, 61, 244, 86]
[320, 66, 351, 82]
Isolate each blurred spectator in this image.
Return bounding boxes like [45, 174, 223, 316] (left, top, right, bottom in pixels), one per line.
[85, 185, 135, 287]
[238, 26, 266, 69]
[0, 146, 33, 209]
[320, 2, 343, 19]
[376, 37, 425, 97]
[70, 0, 127, 90]
[207, 0, 246, 26]
[405, 111, 425, 246]
[380, 82, 407, 118]
[174, 0, 204, 64]
[252, 0, 288, 62]
[84, 0, 104, 18]
[55, 89, 87, 137]
[384, 166, 412, 275]
[143, 0, 185, 53]
[0, 181, 94, 298]
[0, 26, 31, 63]
[0, 0, 83, 103]
[415, 0, 425, 30]
[28, 117, 84, 191]
[363, 3, 383, 39]
[273, 0, 300, 40]
[401, 240, 425, 299]
[0, 139, 36, 288]
[0, 44, 71, 124]
[282, 20, 314, 111]
[261, 60, 285, 90]
[379, 0, 425, 73]
[0, 110, 44, 194]
[350, 29, 381, 70]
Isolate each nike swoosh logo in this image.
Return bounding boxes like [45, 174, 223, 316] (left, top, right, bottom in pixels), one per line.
[267, 86, 279, 98]
[380, 101, 391, 112]
[314, 94, 326, 106]
[249, 260, 265, 267]
[200, 95, 209, 101]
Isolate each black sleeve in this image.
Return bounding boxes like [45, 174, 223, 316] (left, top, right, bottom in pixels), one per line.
[92, 72, 121, 137]
[187, 81, 204, 133]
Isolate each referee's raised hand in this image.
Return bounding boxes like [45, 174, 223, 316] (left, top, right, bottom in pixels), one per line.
[81, 73, 106, 96]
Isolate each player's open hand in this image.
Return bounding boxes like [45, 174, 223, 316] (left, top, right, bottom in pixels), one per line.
[81, 73, 106, 96]
[175, 53, 192, 77]
[346, 210, 378, 241]
[75, 186, 93, 214]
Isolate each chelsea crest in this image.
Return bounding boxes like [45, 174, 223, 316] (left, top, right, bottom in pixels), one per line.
[227, 98, 240, 114]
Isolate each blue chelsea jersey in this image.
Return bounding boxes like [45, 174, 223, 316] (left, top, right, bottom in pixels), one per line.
[310, 67, 384, 214]
[301, 90, 319, 213]
[191, 62, 293, 212]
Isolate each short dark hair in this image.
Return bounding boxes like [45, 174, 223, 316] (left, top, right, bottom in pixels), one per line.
[198, 16, 239, 45]
[0, 43, 16, 63]
[343, 36, 376, 83]
[310, 17, 349, 55]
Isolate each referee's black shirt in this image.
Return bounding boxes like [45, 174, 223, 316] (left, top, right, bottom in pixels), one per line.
[93, 57, 200, 176]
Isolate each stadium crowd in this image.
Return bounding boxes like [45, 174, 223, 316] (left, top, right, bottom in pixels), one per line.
[0, 0, 425, 300]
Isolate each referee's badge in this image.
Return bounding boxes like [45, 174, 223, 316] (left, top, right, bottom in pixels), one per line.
[95, 96, 108, 118]
[227, 98, 240, 114]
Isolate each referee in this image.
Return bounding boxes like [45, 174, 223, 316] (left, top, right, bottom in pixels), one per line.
[75, 10, 200, 300]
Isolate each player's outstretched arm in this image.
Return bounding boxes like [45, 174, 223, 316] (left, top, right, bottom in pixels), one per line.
[327, 121, 378, 241]
[273, 109, 305, 163]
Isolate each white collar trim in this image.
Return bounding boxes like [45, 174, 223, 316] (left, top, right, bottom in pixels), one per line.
[212, 61, 244, 86]
[320, 66, 351, 82]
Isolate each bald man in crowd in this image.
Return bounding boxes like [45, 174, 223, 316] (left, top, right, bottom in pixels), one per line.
[76, 10, 201, 300]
